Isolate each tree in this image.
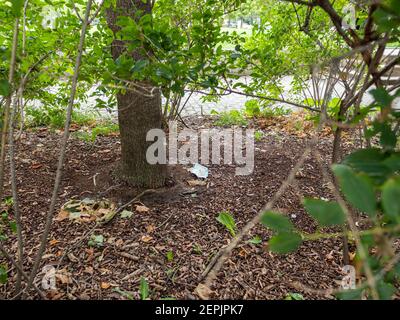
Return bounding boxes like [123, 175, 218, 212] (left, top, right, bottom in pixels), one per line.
[105, 0, 166, 188]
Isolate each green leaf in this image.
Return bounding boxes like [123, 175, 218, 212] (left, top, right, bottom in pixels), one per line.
[370, 88, 394, 108]
[394, 262, 400, 280]
[285, 292, 304, 300]
[0, 79, 11, 97]
[130, 59, 149, 73]
[120, 210, 134, 219]
[303, 198, 345, 226]
[377, 281, 395, 300]
[248, 235, 262, 245]
[140, 277, 149, 300]
[335, 288, 363, 300]
[383, 153, 400, 172]
[268, 232, 302, 254]
[342, 148, 391, 183]
[9, 220, 17, 233]
[155, 65, 173, 80]
[382, 178, 400, 222]
[380, 124, 397, 149]
[11, 0, 24, 17]
[333, 165, 376, 217]
[216, 211, 236, 237]
[166, 250, 174, 262]
[261, 211, 294, 232]
[0, 265, 7, 284]
[88, 234, 104, 247]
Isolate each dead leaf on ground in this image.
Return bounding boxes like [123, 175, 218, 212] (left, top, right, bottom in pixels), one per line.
[84, 266, 94, 274]
[55, 270, 72, 284]
[238, 248, 249, 258]
[85, 248, 94, 262]
[115, 239, 124, 247]
[101, 282, 111, 289]
[135, 205, 149, 213]
[195, 284, 212, 300]
[49, 239, 60, 246]
[187, 179, 207, 187]
[55, 210, 69, 222]
[145, 224, 156, 233]
[141, 235, 153, 243]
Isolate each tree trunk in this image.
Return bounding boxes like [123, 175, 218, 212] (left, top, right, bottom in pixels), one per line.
[332, 127, 342, 164]
[106, 0, 166, 188]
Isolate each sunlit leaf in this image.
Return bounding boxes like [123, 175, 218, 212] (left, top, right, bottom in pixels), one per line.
[216, 211, 237, 237]
[140, 277, 149, 300]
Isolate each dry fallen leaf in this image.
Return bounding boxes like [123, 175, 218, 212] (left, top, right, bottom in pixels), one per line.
[55, 270, 72, 284]
[349, 251, 356, 262]
[101, 282, 111, 289]
[84, 266, 94, 274]
[85, 248, 94, 262]
[136, 205, 150, 213]
[47, 290, 65, 300]
[187, 179, 207, 187]
[115, 239, 124, 247]
[145, 224, 156, 233]
[49, 239, 60, 246]
[195, 284, 212, 300]
[238, 248, 248, 258]
[326, 250, 334, 261]
[55, 209, 69, 222]
[155, 244, 166, 251]
[141, 235, 153, 243]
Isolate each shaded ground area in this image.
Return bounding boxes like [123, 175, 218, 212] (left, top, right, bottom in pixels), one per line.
[0, 116, 360, 300]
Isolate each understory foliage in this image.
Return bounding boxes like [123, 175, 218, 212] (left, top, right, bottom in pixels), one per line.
[257, 0, 400, 300]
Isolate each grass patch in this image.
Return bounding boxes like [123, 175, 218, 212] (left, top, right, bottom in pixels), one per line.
[214, 110, 248, 127]
[25, 105, 98, 129]
[72, 122, 119, 143]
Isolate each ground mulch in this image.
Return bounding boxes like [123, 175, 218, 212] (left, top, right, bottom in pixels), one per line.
[0, 116, 362, 300]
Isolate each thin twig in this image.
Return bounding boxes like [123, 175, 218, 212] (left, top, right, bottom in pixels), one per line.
[0, 242, 46, 299]
[313, 150, 379, 300]
[25, 0, 94, 296]
[196, 141, 315, 299]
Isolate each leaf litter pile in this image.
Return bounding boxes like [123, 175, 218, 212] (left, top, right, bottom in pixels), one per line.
[0, 115, 362, 299]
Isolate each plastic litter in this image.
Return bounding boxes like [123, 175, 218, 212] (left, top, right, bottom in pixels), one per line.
[190, 163, 209, 179]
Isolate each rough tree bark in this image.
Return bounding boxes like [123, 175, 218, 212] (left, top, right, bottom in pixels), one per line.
[106, 0, 167, 188]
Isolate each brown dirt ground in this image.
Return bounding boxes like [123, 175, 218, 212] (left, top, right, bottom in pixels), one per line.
[0, 116, 363, 300]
